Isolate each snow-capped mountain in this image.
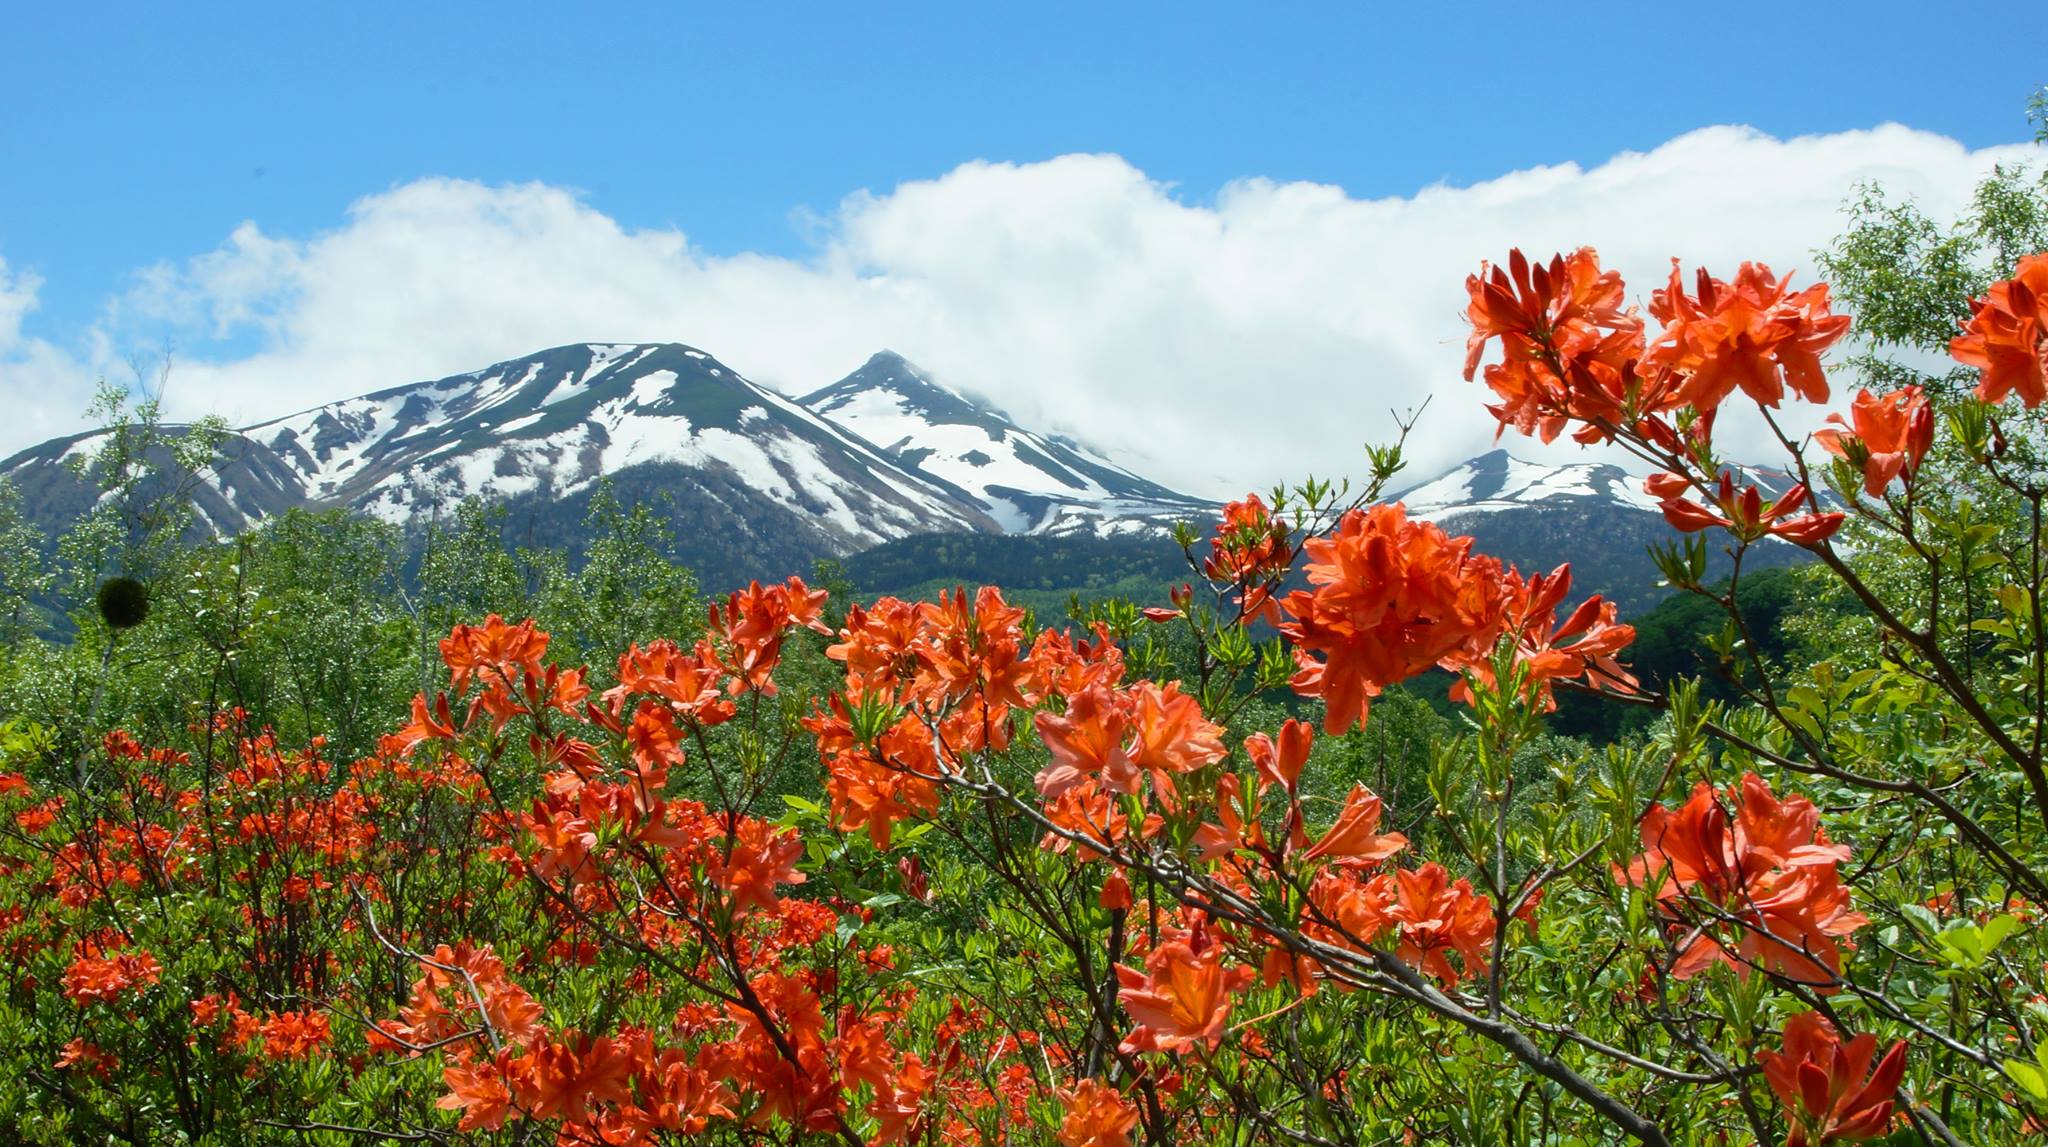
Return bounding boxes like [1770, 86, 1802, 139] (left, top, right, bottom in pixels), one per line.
[1, 343, 1220, 587]
[800, 352, 1212, 537]
[1394, 450, 1663, 521]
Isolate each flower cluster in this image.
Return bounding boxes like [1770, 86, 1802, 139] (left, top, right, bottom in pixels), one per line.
[1619, 774, 1867, 984]
[1277, 502, 1634, 732]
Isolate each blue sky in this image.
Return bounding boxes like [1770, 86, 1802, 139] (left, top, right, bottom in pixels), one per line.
[1, 2, 2043, 487]
[3, 0, 2039, 343]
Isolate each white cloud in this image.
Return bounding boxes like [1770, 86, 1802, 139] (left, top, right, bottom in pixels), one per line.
[0, 258, 102, 453]
[11, 123, 2047, 494]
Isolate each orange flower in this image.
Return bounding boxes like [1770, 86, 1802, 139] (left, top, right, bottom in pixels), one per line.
[1757, 1012, 1907, 1147]
[816, 705, 943, 849]
[711, 818, 807, 914]
[259, 1010, 332, 1060]
[709, 576, 832, 696]
[438, 1052, 517, 1131]
[1384, 863, 1496, 986]
[1302, 784, 1408, 867]
[1950, 251, 2048, 408]
[61, 946, 161, 1005]
[1646, 471, 1843, 546]
[1814, 386, 1935, 496]
[1619, 775, 1867, 984]
[605, 639, 737, 728]
[55, 1037, 117, 1076]
[440, 614, 550, 695]
[1058, 1078, 1140, 1147]
[1278, 504, 1507, 733]
[1450, 564, 1637, 710]
[1645, 260, 1851, 412]
[869, 1053, 933, 1145]
[1116, 922, 1253, 1054]
[1126, 682, 1226, 806]
[1463, 247, 1653, 443]
[1246, 719, 1313, 796]
[1204, 494, 1292, 621]
[1033, 684, 1135, 799]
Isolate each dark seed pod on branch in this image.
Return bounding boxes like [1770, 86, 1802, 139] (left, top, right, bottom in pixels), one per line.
[96, 577, 150, 630]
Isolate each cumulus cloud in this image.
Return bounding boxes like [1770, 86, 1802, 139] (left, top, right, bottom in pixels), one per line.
[12, 123, 2048, 494]
[0, 258, 102, 452]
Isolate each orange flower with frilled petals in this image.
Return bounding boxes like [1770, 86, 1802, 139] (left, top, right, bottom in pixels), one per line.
[1204, 494, 1293, 621]
[605, 639, 737, 728]
[1951, 251, 2048, 408]
[258, 1010, 332, 1060]
[709, 576, 832, 696]
[1463, 248, 1654, 443]
[1302, 783, 1407, 867]
[1127, 681, 1226, 806]
[438, 1052, 517, 1131]
[1059, 1078, 1140, 1147]
[1384, 863, 1497, 986]
[1644, 260, 1851, 412]
[1815, 386, 1935, 496]
[440, 614, 550, 695]
[1619, 774, 1867, 984]
[712, 818, 807, 914]
[1246, 718, 1313, 796]
[1033, 684, 1135, 799]
[1116, 924, 1254, 1054]
[1278, 504, 1508, 734]
[61, 945, 161, 1005]
[1450, 564, 1637, 711]
[1757, 1012, 1907, 1147]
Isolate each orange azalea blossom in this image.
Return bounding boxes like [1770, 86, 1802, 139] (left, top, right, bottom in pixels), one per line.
[1645, 471, 1844, 546]
[259, 1009, 332, 1060]
[1126, 681, 1227, 806]
[54, 1037, 117, 1076]
[604, 638, 737, 728]
[1116, 918, 1254, 1054]
[1450, 564, 1637, 711]
[438, 1050, 518, 1131]
[1203, 494, 1293, 621]
[1950, 250, 2048, 408]
[709, 575, 832, 696]
[1757, 1012, 1907, 1147]
[1032, 680, 1224, 808]
[1246, 718, 1313, 796]
[1619, 774, 1867, 984]
[1301, 783, 1408, 867]
[1462, 248, 1660, 443]
[1384, 863, 1498, 986]
[1033, 684, 1135, 799]
[384, 943, 546, 1050]
[61, 944, 161, 1005]
[1040, 779, 1149, 860]
[1278, 503, 1508, 734]
[1814, 386, 1935, 497]
[868, 1052, 934, 1145]
[1059, 1078, 1140, 1147]
[440, 614, 550, 696]
[711, 818, 808, 914]
[1644, 260, 1851, 412]
[1300, 862, 1499, 986]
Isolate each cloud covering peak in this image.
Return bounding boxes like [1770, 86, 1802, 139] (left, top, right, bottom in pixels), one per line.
[4, 123, 2043, 493]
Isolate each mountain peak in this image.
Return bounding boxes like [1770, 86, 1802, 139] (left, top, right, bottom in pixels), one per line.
[801, 351, 1005, 431]
[797, 353, 1210, 534]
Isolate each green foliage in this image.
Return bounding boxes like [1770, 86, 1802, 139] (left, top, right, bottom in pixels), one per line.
[1817, 163, 2048, 395]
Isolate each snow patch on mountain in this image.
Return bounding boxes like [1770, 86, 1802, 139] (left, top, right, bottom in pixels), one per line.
[1397, 450, 1662, 520]
[800, 351, 1212, 536]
